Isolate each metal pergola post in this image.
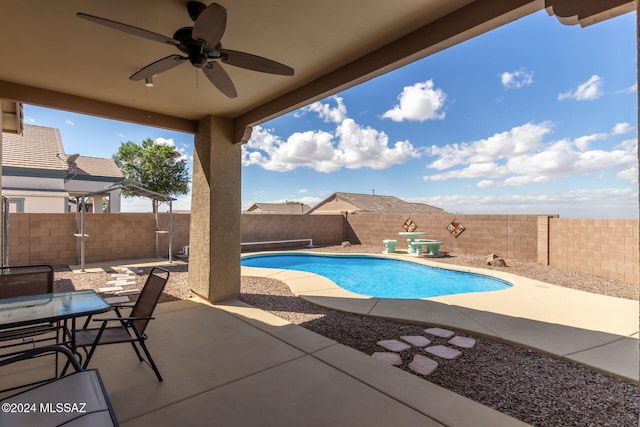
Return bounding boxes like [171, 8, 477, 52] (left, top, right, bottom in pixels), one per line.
[74, 182, 176, 266]
[2, 196, 9, 267]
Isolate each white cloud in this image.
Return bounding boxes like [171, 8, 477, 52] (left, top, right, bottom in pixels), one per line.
[424, 162, 508, 181]
[616, 165, 638, 183]
[611, 122, 634, 135]
[618, 82, 637, 94]
[499, 69, 534, 89]
[381, 80, 447, 122]
[65, 119, 74, 126]
[572, 133, 607, 151]
[243, 114, 421, 173]
[154, 137, 188, 161]
[23, 115, 35, 124]
[423, 122, 638, 186]
[558, 75, 603, 101]
[408, 187, 638, 218]
[300, 96, 347, 123]
[154, 137, 175, 146]
[425, 122, 552, 170]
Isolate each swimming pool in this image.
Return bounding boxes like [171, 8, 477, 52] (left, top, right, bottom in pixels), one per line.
[241, 253, 512, 299]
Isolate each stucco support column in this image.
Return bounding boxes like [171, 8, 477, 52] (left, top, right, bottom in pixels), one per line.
[109, 188, 121, 213]
[93, 196, 103, 213]
[188, 116, 241, 302]
[0, 107, 3, 264]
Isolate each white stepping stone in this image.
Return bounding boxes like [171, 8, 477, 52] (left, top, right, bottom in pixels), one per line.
[408, 354, 438, 376]
[115, 289, 140, 296]
[98, 286, 123, 293]
[119, 268, 143, 274]
[376, 339, 411, 352]
[449, 336, 477, 349]
[106, 280, 136, 286]
[371, 352, 402, 366]
[424, 327, 455, 338]
[424, 345, 462, 360]
[400, 335, 431, 347]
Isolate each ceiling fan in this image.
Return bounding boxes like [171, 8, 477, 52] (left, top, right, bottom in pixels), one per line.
[77, 1, 294, 98]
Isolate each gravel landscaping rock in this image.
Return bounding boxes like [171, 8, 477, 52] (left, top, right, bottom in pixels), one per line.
[53, 246, 640, 426]
[238, 245, 639, 427]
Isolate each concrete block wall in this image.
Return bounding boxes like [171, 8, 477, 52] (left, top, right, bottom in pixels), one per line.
[345, 213, 542, 262]
[241, 214, 344, 249]
[548, 218, 639, 283]
[5, 212, 638, 284]
[7, 213, 191, 266]
[9, 214, 77, 265]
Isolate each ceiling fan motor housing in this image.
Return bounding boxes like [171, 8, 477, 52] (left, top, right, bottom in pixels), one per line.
[173, 27, 220, 68]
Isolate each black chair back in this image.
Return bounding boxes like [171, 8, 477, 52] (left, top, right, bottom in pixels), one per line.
[130, 267, 169, 335]
[0, 265, 54, 299]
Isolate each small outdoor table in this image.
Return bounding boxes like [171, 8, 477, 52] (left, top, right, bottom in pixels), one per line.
[398, 231, 427, 253]
[0, 290, 109, 357]
[0, 290, 109, 391]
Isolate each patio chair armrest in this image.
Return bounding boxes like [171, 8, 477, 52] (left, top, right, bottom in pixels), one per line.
[110, 301, 135, 308]
[92, 316, 155, 322]
[0, 345, 82, 373]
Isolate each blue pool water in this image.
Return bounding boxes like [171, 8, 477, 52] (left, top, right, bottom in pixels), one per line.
[241, 253, 511, 299]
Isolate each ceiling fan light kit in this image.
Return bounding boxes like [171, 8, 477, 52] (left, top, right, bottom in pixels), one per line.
[77, 1, 294, 98]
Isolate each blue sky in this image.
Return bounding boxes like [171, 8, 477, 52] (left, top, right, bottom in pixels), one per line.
[23, 10, 638, 218]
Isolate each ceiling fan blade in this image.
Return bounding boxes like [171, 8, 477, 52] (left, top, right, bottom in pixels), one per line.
[187, 1, 207, 21]
[192, 3, 226, 47]
[220, 49, 294, 76]
[77, 13, 179, 46]
[130, 55, 187, 80]
[203, 62, 237, 98]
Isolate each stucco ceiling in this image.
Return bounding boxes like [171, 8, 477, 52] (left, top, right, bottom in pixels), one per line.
[0, 0, 634, 139]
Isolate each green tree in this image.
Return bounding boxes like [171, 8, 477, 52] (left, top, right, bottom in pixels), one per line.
[113, 138, 190, 211]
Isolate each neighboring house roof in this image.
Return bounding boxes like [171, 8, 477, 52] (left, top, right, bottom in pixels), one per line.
[2, 124, 68, 172]
[2, 124, 123, 182]
[246, 202, 311, 214]
[71, 155, 124, 181]
[306, 192, 446, 215]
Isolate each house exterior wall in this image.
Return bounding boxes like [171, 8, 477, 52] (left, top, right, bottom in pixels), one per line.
[2, 176, 67, 213]
[4, 212, 638, 284]
[18, 195, 67, 213]
[2, 165, 123, 213]
[3, 176, 67, 213]
[3, 175, 64, 191]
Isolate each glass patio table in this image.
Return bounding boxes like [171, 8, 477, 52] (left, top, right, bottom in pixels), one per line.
[0, 290, 109, 356]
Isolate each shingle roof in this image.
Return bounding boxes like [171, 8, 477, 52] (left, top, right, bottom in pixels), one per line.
[246, 203, 311, 214]
[2, 125, 123, 180]
[72, 155, 123, 179]
[307, 192, 446, 214]
[2, 124, 67, 171]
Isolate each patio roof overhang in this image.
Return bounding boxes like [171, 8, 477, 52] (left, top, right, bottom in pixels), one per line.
[0, 0, 634, 143]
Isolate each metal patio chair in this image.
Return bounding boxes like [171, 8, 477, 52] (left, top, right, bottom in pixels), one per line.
[74, 267, 170, 382]
[0, 346, 119, 426]
[0, 264, 54, 299]
[0, 265, 58, 354]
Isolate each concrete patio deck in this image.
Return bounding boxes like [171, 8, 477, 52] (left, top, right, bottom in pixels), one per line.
[241, 251, 640, 383]
[1, 298, 528, 426]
